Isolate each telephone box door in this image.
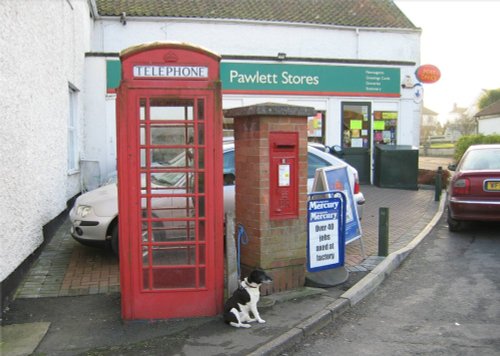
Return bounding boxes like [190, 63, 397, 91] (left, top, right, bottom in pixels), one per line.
[116, 43, 223, 320]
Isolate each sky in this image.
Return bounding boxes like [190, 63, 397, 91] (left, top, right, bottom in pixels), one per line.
[394, 0, 500, 123]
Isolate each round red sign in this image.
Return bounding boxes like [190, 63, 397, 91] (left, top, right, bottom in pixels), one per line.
[415, 64, 441, 84]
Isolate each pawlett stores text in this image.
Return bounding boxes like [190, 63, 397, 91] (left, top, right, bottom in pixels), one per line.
[229, 70, 319, 86]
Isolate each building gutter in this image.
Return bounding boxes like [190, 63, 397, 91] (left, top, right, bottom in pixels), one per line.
[221, 55, 415, 67]
[96, 15, 421, 35]
[88, 0, 99, 19]
[85, 51, 415, 67]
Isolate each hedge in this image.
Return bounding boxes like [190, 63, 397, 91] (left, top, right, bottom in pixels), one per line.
[454, 134, 500, 162]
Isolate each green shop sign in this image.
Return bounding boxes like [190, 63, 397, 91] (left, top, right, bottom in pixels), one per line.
[220, 62, 400, 97]
[106, 60, 401, 97]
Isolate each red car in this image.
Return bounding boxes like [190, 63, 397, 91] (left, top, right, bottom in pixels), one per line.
[447, 144, 500, 231]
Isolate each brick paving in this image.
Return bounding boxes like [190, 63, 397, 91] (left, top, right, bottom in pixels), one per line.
[16, 219, 120, 299]
[15, 184, 438, 299]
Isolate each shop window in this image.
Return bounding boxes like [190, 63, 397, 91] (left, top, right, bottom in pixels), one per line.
[307, 111, 325, 144]
[373, 111, 398, 145]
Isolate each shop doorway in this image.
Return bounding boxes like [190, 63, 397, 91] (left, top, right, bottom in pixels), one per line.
[341, 102, 371, 184]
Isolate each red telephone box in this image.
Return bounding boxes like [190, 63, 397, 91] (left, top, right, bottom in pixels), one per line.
[116, 42, 223, 320]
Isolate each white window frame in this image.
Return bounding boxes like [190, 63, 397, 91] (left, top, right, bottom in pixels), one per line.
[68, 84, 79, 174]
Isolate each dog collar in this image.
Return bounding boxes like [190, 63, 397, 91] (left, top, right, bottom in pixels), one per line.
[244, 280, 259, 288]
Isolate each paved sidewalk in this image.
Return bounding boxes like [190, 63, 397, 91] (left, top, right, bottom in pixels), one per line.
[13, 185, 437, 299]
[14, 219, 120, 299]
[2, 183, 445, 356]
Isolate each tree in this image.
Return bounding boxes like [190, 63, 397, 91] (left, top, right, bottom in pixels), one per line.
[443, 112, 476, 142]
[478, 88, 500, 109]
[455, 112, 477, 136]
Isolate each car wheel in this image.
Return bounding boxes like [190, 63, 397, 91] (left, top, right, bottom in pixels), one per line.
[447, 208, 462, 232]
[111, 223, 119, 256]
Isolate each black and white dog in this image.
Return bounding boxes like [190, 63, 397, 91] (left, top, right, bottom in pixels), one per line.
[223, 270, 273, 328]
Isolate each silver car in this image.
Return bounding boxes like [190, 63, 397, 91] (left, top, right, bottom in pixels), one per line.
[70, 143, 365, 254]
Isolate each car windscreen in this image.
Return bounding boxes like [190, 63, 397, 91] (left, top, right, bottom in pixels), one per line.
[150, 151, 193, 187]
[460, 148, 500, 170]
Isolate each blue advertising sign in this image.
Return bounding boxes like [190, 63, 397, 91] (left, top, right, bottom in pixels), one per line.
[307, 195, 345, 272]
[312, 165, 363, 244]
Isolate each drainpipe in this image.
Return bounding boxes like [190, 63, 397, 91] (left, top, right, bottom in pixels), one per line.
[356, 28, 360, 58]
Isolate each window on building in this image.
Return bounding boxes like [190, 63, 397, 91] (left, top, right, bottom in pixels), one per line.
[341, 102, 371, 148]
[307, 111, 326, 144]
[68, 85, 79, 173]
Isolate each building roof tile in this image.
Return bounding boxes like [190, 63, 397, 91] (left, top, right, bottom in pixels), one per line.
[96, 0, 417, 29]
[475, 99, 500, 118]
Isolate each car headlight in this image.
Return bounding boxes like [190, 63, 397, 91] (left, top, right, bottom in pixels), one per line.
[76, 205, 93, 218]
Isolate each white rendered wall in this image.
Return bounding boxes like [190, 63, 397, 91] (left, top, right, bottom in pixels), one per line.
[93, 18, 419, 62]
[478, 116, 500, 135]
[83, 57, 117, 182]
[0, 0, 91, 281]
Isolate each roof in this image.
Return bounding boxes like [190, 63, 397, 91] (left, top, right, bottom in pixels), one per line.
[475, 99, 500, 118]
[95, 0, 417, 29]
[423, 107, 438, 116]
[449, 103, 467, 115]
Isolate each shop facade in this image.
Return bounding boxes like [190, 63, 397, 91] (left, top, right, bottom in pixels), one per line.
[86, 4, 421, 183]
[86, 0, 421, 185]
[104, 57, 420, 183]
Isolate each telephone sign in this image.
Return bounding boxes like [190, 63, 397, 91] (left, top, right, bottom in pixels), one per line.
[133, 65, 209, 78]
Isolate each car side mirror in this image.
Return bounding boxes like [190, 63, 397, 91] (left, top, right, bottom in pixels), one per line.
[447, 163, 457, 171]
[329, 145, 344, 158]
[223, 173, 236, 186]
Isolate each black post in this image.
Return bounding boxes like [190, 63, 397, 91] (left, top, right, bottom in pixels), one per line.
[378, 207, 389, 257]
[435, 166, 443, 201]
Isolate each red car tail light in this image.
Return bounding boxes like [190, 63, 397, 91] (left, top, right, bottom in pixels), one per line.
[452, 178, 470, 195]
[353, 173, 360, 194]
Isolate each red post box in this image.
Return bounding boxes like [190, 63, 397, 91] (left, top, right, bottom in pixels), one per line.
[269, 132, 299, 220]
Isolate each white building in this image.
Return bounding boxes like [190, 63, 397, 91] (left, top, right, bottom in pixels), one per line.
[420, 106, 440, 143]
[89, 0, 421, 185]
[475, 100, 500, 135]
[0, 0, 94, 302]
[0, 0, 420, 304]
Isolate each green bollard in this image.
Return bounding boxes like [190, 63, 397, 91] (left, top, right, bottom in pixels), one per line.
[378, 207, 389, 257]
[435, 166, 443, 201]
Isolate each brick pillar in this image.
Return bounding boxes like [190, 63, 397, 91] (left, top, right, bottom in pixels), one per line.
[225, 103, 316, 295]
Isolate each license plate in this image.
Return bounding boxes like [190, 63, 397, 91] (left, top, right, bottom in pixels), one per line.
[485, 181, 500, 191]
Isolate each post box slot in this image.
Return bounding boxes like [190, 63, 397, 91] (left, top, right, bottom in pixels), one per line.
[274, 143, 295, 149]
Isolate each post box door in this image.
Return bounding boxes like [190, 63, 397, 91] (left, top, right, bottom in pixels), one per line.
[117, 88, 223, 320]
[269, 132, 299, 219]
